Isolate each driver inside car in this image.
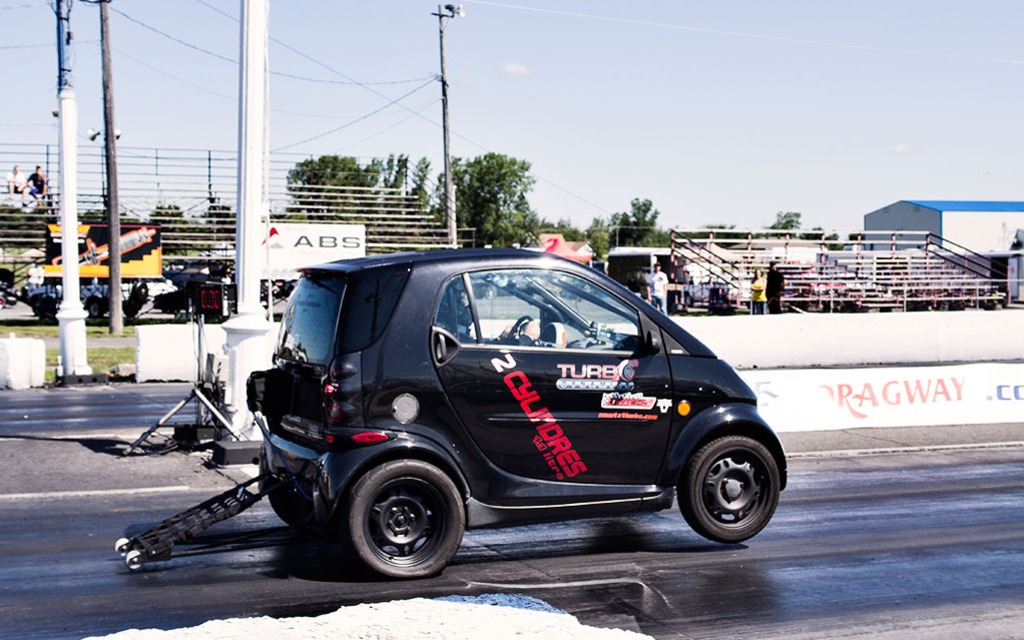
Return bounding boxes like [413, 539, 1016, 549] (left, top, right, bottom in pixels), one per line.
[498, 317, 541, 345]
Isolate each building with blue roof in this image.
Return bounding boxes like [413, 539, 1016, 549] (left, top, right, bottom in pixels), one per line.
[864, 200, 1024, 253]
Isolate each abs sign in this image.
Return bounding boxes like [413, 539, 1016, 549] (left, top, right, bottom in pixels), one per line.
[263, 223, 366, 279]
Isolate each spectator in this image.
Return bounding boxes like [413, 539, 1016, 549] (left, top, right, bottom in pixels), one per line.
[750, 269, 767, 315]
[6, 165, 29, 204]
[28, 263, 45, 288]
[647, 262, 668, 314]
[27, 166, 48, 203]
[627, 268, 648, 300]
[766, 261, 785, 314]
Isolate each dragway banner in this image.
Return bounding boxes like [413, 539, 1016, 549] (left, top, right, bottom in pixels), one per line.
[262, 223, 366, 279]
[738, 362, 1024, 432]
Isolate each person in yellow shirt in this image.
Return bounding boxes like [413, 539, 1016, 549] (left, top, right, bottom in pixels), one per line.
[750, 269, 767, 315]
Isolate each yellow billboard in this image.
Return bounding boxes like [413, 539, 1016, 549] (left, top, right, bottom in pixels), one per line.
[44, 223, 162, 278]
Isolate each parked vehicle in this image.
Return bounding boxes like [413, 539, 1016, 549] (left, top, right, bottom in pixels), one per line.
[248, 249, 786, 579]
[0, 268, 18, 309]
[24, 279, 151, 320]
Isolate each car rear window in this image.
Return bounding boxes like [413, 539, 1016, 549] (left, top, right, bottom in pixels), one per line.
[277, 275, 345, 365]
[338, 266, 410, 353]
[277, 265, 410, 363]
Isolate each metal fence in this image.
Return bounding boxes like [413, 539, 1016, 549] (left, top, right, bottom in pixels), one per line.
[1, 142, 460, 275]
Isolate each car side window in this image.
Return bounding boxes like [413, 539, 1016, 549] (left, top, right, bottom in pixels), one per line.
[467, 269, 640, 351]
[433, 275, 477, 343]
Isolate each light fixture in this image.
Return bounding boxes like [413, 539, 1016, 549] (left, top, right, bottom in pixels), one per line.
[87, 128, 121, 141]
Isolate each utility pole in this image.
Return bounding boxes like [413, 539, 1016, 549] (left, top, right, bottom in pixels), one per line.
[100, 0, 122, 334]
[55, 0, 92, 378]
[435, 4, 463, 249]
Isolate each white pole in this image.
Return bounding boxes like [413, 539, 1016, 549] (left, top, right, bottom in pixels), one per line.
[53, 0, 90, 378]
[222, 0, 272, 438]
[56, 90, 91, 376]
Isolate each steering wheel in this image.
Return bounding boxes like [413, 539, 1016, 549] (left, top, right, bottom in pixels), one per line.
[509, 315, 534, 343]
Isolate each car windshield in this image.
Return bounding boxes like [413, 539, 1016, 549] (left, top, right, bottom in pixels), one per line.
[277, 275, 345, 365]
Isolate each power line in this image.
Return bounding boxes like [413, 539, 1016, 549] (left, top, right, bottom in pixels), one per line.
[112, 5, 437, 86]
[272, 78, 437, 152]
[191, 0, 453, 148]
[111, 7, 235, 63]
[468, 0, 1024, 66]
[191, 0, 436, 86]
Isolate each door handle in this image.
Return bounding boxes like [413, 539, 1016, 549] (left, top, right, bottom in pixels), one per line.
[431, 327, 459, 366]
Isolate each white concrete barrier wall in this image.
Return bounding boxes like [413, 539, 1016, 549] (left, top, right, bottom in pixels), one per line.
[9, 312, 1020, 432]
[0, 336, 46, 390]
[136, 324, 277, 383]
[674, 310, 1024, 370]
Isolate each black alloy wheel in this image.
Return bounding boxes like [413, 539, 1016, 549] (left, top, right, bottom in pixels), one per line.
[679, 435, 780, 543]
[343, 459, 464, 579]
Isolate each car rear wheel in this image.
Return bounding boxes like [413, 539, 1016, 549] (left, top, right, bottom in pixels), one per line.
[342, 459, 464, 579]
[260, 451, 313, 529]
[679, 435, 780, 543]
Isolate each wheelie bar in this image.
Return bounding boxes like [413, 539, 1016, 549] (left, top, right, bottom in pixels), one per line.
[115, 473, 283, 570]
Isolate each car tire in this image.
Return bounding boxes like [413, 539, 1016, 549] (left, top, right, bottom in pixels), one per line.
[260, 451, 314, 529]
[679, 435, 780, 544]
[86, 297, 104, 319]
[341, 459, 464, 579]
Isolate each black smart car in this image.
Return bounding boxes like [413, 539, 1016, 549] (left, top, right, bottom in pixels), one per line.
[247, 248, 786, 579]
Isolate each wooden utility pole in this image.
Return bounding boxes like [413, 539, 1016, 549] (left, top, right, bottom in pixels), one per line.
[100, 0, 123, 334]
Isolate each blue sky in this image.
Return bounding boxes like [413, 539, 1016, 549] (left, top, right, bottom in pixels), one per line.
[3, 0, 1024, 232]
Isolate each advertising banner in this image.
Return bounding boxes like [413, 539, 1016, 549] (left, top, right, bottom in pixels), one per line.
[739, 363, 1024, 432]
[43, 223, 162, 278]
[262, 222, 366, 279]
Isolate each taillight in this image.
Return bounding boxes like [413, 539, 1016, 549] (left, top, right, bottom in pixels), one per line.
[351, 431, 389, 445]
[324, 354, 362, 433]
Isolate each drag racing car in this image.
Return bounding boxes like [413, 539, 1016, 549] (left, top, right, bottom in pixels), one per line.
[247, 248, 787, 579]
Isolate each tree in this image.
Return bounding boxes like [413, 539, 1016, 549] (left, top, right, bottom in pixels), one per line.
[287, 155, 379, 221]
[585, 216, 611, 260]
[410, 157, 432, 214]
[769, 211, 802, 230]
[447, 153, 538, 247]
[374, 154, 410, 191]
[609, 198, 668, 247]
[286, 154, 427, 223]
[540, 217, 585, 242]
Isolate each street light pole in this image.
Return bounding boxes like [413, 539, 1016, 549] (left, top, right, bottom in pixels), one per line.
[54, 0, 91, 378]
[434, 4, 463, 249]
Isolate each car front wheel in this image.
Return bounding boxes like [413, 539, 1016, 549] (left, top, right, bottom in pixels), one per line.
[679, 435, 780, 543]
[342, 459, 464, 579]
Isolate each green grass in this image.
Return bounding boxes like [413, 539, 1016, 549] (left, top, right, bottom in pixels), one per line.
[44, 347, 137, 384]
[3, 320, 140, 383]
[2, 322, 137, 339]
